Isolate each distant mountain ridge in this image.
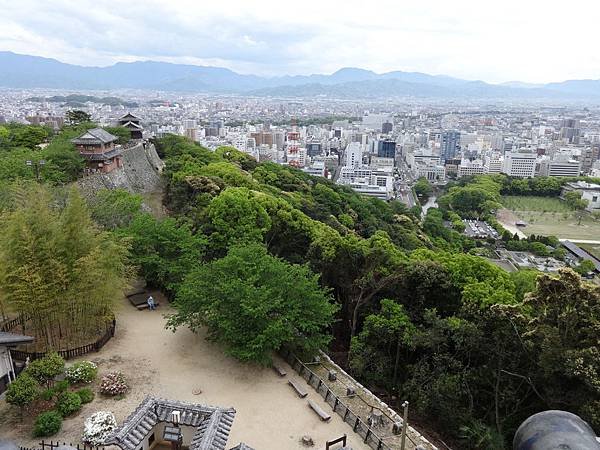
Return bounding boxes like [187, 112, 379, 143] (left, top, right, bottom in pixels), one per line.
[1, 51, 599, 99]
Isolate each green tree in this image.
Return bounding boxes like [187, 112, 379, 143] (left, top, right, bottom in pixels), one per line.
[564, 190, 589, 225]
[414, 177, 433, 203]
[65, 110, 91, 125]
[103, 126, 131, 145]
[89, 189, 143, 230]
[5, 373, 39, 420]
[26, 352, 65, 388]
[350, 299, 415, 388]
[575, 259, 596, 276]
[0, 186, 130, 349]
[516, 269, 600, 429]
[167, 244, 337, 364]
[121, 213, 205, 294]
[205, 187, 271, 254]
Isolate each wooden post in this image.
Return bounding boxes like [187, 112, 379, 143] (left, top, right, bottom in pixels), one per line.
[354, 417, 360, 431]
[333, 397, 339, 412]
[400, 401, 409, 450]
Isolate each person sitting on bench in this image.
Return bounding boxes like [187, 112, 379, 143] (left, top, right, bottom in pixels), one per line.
[147, 296, 156, 310]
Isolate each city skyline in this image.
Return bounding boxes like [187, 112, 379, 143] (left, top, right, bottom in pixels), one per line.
[1, 0, 600, 84]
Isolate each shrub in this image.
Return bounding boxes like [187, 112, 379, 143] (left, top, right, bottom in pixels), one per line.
[56, 391, 82, 417]
[6, 373, 39, 419]
[54, 379, 70, 393]
[77, 388, 95, 404]
[26, 352, 65, 387]
[33, 411, 62, 437]
[40, 388, 55, 401]
[65, 361, 98, 384]
[82, 411, 117, 446]
[99, 372, 128, 396]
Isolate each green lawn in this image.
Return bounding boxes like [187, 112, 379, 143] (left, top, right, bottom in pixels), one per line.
[514, 211, 600, 240]
[501, 196, 600, 240]
[501, 196, 571, 213]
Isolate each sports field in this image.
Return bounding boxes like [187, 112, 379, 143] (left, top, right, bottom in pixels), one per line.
[499, 196, 600, 240]
[501, 196, 571, 213]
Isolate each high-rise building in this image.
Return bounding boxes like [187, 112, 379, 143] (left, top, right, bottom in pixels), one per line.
[377, 140, 396, 159]
[382, 122, 393, 134]
[306, 142, 322, 157]
[503, 151, 537, 178]
[440, 131, 460, 162]
[345, 142, 363, 168]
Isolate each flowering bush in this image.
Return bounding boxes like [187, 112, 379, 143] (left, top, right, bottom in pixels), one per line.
[65, 361, 98, 384]
[82, 411, 117, 446]
[99, 372, 128, 396]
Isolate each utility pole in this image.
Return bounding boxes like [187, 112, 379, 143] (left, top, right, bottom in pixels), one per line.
[401, 400, 409, 450]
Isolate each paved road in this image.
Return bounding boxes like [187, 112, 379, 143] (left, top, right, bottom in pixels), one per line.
[559, 239, 600, 245]
[421, 195, 438, 219]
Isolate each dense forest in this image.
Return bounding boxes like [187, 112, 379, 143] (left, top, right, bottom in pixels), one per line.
[0, 128, 598, 449]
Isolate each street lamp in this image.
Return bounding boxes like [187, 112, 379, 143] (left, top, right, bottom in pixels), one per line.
[25, 159, 46, 181]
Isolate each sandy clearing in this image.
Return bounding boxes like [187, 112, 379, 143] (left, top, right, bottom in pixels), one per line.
[1, 296, 370, 450]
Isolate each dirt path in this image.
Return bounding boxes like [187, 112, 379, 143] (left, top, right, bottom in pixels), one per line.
[496, 209, 527, 239]
[0, 298, 370, 450]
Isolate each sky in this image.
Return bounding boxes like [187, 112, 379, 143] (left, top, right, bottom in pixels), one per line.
[1, 0, 599, 84]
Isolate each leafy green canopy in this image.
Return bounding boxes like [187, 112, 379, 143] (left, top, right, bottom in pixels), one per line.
[167, 244, 338, 365]
[0, 185, 130, 350]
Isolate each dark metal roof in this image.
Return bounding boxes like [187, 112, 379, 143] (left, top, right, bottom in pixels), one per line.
[72, 128, 118, 145]
[0, 331, 34, 346]
[106, 397, 235, 450]
[229, 444, 255, 450]
[562, 240, 600, 272]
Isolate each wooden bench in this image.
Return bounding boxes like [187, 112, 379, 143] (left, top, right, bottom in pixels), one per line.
[308, 399, 331, 421]
[136, 301, 160, 310]
[273, 364, 287, 377]
[288, 379, 308, 398]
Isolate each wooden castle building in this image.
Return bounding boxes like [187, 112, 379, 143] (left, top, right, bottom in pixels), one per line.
[71, 128, 123, 174]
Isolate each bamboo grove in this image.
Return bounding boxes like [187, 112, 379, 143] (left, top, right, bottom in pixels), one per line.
[0, 185, 130, 350]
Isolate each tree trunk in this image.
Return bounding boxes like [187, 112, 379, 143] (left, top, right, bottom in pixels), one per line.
[393, 334, 401, 386]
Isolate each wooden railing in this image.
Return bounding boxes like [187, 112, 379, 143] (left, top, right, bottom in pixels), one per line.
[5, 318, 116, 362]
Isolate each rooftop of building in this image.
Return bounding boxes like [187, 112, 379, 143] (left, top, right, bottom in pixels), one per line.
[71, 128, 118, 145]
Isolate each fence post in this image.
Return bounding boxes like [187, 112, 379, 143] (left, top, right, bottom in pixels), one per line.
[365, 428, 371, 443]
[354, 417, 360, 431]
[334, 397, 339, 412]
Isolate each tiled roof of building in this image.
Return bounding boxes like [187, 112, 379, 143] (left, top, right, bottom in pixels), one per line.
[229, 444, 255, 450]
[121, 121, 143, 130]
[119, 113, 141, 121]
[105, 397, 235, 450]
[0, 331, 34, 346]
[71, 128, 118, 145]
[562, 240, 600, 272]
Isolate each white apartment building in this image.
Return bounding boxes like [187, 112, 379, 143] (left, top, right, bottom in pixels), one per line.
[458, 159, 486, 178]
[415, 162, 446, 181]
[546, 160, 581, 177]
[302, 161, 326, 178]
[484, 153, 503, 174]
[563, 181, 600, 211]
[503, 151, 537, 178]
[345, 142, 363, 168]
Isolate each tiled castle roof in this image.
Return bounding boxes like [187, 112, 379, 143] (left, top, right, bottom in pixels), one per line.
[105, 397, 235, 450]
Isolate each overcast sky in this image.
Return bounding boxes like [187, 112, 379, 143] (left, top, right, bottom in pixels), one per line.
[1, 0, 598, 83]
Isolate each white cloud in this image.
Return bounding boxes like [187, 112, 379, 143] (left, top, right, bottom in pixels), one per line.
[0, 0, 598, 83]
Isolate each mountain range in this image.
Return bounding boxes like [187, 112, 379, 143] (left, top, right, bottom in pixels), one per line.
[1, 51, 599, 99]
